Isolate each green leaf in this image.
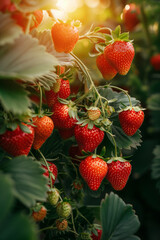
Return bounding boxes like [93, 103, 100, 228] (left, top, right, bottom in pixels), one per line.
[151, 145, 160, 192]
[31, 29, 73, 66]
[110, 125, 142, 150]
[0, 79, 30, 115]
[0, 213, 38, 240]
[99, 88, 140, 111]
[147, 93, 160, 110]
[100, 192, 140, 240]
[19, 123, 31, 133]
[0, 12, 22, 46]
[0, 34, 58, 80]
[112, 25, 121, 39]
[0, 156, 48, 207]
[0, 173, 14, 223]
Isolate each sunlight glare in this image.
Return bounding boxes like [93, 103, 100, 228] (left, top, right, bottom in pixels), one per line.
[56, 0, 83, 13]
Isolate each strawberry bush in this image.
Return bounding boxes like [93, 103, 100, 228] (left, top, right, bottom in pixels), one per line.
[0, 0, 159, 240]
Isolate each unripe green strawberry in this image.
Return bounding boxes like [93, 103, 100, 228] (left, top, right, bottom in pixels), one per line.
[56, 201, 72, 218]
[47, 188, 60, 205]
[56, 219, 68, 231]
[79, 232, 92, 240]
[87, 107, 101, 121]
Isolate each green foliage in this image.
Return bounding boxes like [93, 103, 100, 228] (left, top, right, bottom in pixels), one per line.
[0, 79, 30, 114]
[0, 34, 58, 82]
[100, 192, 140, 240]
[151, 145, 160, 192]
[147, 94, 160, 110]
[0, 156, 48, 207]
[0, 12, 22, 46]
[0, 173, 38, 240]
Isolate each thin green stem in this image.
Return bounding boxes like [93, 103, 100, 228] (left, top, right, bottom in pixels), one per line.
[25, 14, 32, 34]
[38, 226, 56, 232]
[68, 230, 79, 236]
[109, 85, 132, 108]
[107, 131, 118, 157]
[70, 52, 105, 116]
[71, 212, 78, 236]
[38, 149, 53, 189]
[77, 209, 92, 227]
[60, 153, 79, 178]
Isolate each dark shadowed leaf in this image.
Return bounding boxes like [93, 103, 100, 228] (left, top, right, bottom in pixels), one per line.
[151, 145, 160, 192]
[100, 192, 140, 240]
[0, 79, 30, 114]
[0, 156, 48, 207]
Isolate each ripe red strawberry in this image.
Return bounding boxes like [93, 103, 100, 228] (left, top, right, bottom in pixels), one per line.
[56, 219, 68, 231]
[32, 205, 47, 221]
[32, 116, 54, 150]
[91, 229, 102, 240]
[47, 188, 60, 205]
[58, 128, 74, 139]
[74, 124, 104, 152]
[104, 41, 135, 75]
[11, 10, 43, 32]
[96, 54, 117, 80]
[0, 123, 34, 156]
[42, 161, 58, 185]
[56, 202, 72, 218]
[119, 108, 144, 136]
[51, 22, 79, 53]
[45, 79, 70, 108]
[0, 0, 16, 12]
[150, 54, 160, 71]
[106, 160, 132, 191]
[79, 156, 108, 191]
[87, 107, 101, 121]
[51, 102, 77, 129]
[123, 4, 140, 32]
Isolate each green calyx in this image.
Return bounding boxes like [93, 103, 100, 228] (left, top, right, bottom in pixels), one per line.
[107, 157, 128, 164]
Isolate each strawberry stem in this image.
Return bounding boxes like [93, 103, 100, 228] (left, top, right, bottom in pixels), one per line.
[109, 85, 132, 108]
[71, 212, 78, 236]
[38, 149, 53, 189]
[107, 131, 118, 157]
[70, 52, 106, 116]
[25, 14, 32, 34]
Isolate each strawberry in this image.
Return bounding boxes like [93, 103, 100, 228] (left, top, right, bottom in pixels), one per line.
[73, 179, 83, 190]
[58, 128, 74, 139]
[32, 116, 54, 150]
[79, 156, 108, 191]
[87, 107, 101, 121]
[119, 108, 144, 136]
[32, 205, 47, 221]
[51, 22, 79, 53]
[47, 188, 60, 205]
[0, 0, 16, 12]
[51, 102, 77, 129]
[56, 202, 72, 218]
[96, 54, 117, 80]
[91, 229, 102, 240]
[56, 219, 68, 231]
[11, 10, 43, 32]
[150, 54, 160, 71]
[123, 4, 140, 32]
[42, 161, 58, 186]
[0, 123, 34, 156]
[106, 160, 132, 191]
[74, 124, 104, 152]
[104, 40, 135, 75]
[45, 79, 70, 108]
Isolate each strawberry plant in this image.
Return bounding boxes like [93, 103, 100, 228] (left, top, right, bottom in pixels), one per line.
[1, 0, 159, 239]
